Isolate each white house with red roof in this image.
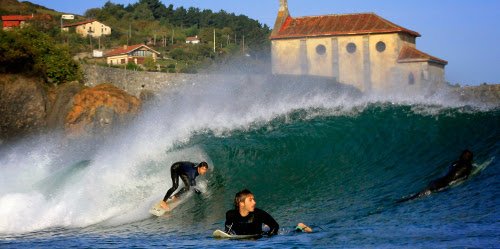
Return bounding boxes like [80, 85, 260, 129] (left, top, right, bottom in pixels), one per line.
[106, 44, 160, 65]
[270, 0, 447, 92]
[186, 35, 200, 44]
[62, 19, 111, 38]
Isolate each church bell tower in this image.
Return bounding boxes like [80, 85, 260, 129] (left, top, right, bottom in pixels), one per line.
[271, 0, 290, 37]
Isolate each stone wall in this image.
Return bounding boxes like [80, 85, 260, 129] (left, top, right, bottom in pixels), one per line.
[82, 64, 499, 105]
[82, 64, 199, 97]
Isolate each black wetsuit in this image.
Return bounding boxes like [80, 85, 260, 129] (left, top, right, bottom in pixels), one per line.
[426, 160, 473, 191]
[162, 161, 200, 201]
[225, 208, 279, 236]
[400, 159, 473, 202]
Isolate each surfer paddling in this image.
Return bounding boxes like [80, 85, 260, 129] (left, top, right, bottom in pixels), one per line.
[225, 189, 279, 236]
[160, 161, 209, 210]
[399, 149, 474, 202]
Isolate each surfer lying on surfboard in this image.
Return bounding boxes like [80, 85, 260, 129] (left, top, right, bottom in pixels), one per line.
[225, 189, 279, 236]
[159, 161, 209, 210]
[398, 149, 474, 202]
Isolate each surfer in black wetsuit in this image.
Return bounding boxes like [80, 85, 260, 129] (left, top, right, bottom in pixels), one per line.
[225, 189, 279, 236]
[399, 149, 474, 202]
[160, 161, 209, 209]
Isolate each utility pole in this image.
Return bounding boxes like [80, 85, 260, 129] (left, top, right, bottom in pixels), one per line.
[242, 35, 245, 54]
[88, 30, 94, 53]
[171, 29, 174, 45]
[213, 29, 216, 53]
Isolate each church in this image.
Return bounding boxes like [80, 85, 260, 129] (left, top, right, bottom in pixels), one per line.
[270, 0, 447, 93]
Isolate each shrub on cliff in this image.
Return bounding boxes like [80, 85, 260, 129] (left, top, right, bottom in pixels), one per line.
[0, 27, 82, 85]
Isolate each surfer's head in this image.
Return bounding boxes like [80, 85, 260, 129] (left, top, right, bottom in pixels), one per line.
[459, 150, 473, 164]
[197, 161, 209, 175]
[234, 189, 256, 213]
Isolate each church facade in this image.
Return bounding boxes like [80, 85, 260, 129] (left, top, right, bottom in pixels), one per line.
[270, 0, 447, 93]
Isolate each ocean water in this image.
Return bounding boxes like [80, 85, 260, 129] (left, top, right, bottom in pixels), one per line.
[0, 77, 498, 248]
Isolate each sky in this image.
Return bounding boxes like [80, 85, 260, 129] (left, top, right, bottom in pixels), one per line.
[25, 0, 500, 85]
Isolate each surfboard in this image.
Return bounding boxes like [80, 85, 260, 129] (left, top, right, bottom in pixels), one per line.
[212, 229, 260, 239]
[149, 199, 176, 217]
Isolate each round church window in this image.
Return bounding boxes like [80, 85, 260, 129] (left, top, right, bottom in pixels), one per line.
[376, 41, 386, 52]
[346, 43, 356, 53]
[316, 44, 326, 55]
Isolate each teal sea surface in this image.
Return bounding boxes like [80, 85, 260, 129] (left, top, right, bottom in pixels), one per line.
[0, 78, 498, 248]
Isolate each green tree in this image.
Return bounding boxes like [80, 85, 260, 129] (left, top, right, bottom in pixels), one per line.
[0, 27, 81, 84]
[138, 0, 167, 19]
[133, 3, 154, 20]
[143, 57, 157, 71]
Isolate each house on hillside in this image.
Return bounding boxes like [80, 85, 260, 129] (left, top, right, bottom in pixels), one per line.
[270, 0, 447, 93]
[186, 35, 200, 44]
[1, 15, 32, 29]
[105, 44, 160, 65]
[1, 14, 51, 30]
[62, 19, 111, 38]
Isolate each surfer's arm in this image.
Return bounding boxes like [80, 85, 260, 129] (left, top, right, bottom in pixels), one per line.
[258, 209, 279, 235]
[224, 211, 237, 234]
[296, 223, 313, 233]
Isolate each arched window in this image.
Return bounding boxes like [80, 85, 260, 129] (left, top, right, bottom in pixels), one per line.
[408, 73, 415, 85]
[316, 44, 326, 55]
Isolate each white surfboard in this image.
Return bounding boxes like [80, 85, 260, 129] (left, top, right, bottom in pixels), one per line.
[212, 229, 260, 239]
[149, 199, 177, 217]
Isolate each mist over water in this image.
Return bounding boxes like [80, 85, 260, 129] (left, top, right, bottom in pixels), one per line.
[0, 74, 498, 247]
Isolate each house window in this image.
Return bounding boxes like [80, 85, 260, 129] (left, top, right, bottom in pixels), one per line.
[316, 44, 326, 55]
[346, 43, 356, 53]
[121, 59, 126, 64]
[408, 73, 415, 85]
[376, 41, 386, 52]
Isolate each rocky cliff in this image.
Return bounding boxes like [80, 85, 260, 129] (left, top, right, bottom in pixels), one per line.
[65, 84, 141, 138]
[0, 74, 47, 141]
[0, 74, 141, 143]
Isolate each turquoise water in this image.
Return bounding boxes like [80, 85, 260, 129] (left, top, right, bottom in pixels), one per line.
[0, 78, 498, 248]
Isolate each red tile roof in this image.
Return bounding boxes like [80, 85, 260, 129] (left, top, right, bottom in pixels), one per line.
[106, 44, 160, 57]
[270, 13, 420, 39]
[1, 15, 34, 28]
[1, 15, 33, 21]
[62, 19, 98, 28]
[398, 45, 447, 65]
[186, 36, 200, 41]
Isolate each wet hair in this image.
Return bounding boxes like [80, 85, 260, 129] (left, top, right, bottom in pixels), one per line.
[234, 189, 253, 211]
[459, 150, 473, 164]
[198, 161, 208, 169]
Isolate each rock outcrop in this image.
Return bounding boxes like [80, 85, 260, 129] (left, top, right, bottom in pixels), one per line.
[0, 74, 47, 141]
[65, 84, 141, 138]
[452, 84, 500, 105]
[0, 74, 142, 142]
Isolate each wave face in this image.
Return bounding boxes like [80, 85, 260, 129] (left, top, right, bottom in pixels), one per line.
[0, 76, 498, 248]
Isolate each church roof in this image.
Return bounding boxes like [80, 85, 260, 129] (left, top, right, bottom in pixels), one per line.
[398, 45, 447, 65]
[270, 13, 420, 39]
